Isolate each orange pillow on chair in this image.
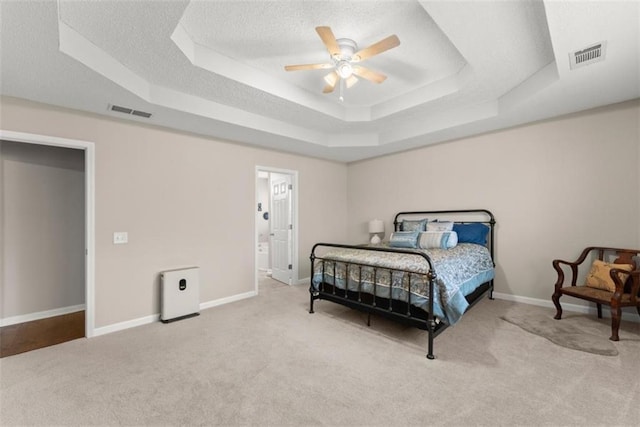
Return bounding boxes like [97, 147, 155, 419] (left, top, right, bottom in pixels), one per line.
[585, 259, 633, 292]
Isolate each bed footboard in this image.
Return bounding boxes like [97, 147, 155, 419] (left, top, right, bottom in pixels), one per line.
[309, 243, 441, 359]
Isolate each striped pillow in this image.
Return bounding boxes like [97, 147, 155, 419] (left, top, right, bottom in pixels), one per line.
[418, 231, 458, 249]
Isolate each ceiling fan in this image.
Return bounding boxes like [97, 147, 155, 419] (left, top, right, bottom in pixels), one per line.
[284, 26, 400, 95]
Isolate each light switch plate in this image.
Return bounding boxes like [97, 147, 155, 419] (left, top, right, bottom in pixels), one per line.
[113, 231, 128, 244]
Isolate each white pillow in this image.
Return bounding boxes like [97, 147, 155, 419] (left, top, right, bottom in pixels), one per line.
[426, 221, 454, 232]
[418, 231, 458, 249]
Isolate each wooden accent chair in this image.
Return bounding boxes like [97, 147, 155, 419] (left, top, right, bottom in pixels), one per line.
[552, 246, 640, 341]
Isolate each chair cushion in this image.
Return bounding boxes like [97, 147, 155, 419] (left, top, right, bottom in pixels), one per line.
[585, 260, 633, 292]
[560, 285, 636, 305]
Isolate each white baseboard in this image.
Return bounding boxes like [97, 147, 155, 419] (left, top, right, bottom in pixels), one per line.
[0, 304, 85, 327]
[493, 292, 640, 323]
[199, 290, 256, 310]
[92, 290, 257, 337]
[92, 314, 159, 337]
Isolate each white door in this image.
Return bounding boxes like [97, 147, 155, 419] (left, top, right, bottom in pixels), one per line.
[270, 174, 292, 285]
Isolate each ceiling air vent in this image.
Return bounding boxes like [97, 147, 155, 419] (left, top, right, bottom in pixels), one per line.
[569, 41, 606, 70]
[109, 104, 152, 119]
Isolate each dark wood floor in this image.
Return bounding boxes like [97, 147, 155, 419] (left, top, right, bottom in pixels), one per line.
[0, 311, 85, 358]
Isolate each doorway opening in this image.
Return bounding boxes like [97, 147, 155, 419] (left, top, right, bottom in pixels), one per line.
[0, 130, 95, 352]
[255, 166, 298, 292]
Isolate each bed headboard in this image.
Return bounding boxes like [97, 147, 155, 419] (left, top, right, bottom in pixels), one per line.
[393, 209, 496, 261]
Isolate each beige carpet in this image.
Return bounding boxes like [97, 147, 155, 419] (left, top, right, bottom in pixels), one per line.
[1, 278, 639, 426]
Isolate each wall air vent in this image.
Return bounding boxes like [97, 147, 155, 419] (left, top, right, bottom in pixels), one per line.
[131, 110, 152, 118]
[569, 41, 606, 70]
[110, 105, 132, 114]
[109, 104, 152, 119]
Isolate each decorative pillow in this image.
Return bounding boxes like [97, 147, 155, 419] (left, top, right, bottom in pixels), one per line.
[401, 218, 427, 232]
[585, 260, 633, 292]
[452, 223, 490, 245]
[426, 220, 454, 232]
[388, 231, 420, 248]
[418, 231, 458, 249]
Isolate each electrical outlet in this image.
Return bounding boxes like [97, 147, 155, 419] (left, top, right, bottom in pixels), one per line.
[113, 232, 128, 244]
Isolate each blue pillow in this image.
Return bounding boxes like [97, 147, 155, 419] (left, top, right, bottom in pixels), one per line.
[452, 223, 489, 245]
[388, 231, 420, 248]
[401, 218, 427, 232]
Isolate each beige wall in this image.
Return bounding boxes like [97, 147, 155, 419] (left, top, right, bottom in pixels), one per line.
[2, 95, 637, 329]
[1, 141, 86, 318]
[0, 97, 348, 328]
[347, 100, 640, 301]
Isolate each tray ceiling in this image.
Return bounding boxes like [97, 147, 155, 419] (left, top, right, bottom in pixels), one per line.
[1, 0, 638, 162]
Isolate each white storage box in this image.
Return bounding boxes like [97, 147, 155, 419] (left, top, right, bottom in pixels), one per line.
[160, 267, 200, 323]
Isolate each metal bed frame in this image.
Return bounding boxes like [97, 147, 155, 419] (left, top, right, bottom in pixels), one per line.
[309, 209, 496, 359]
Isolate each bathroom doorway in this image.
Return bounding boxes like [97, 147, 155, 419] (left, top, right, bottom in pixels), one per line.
[255, 166, 298, 291]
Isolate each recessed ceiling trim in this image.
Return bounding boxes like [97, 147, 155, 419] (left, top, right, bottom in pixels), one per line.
[57, 8, 490, 149]
[327, 133, 379, 147]
[499, 61, 559, 111]
[171, 19, 472, 122]
[371, 66, 471, 120]
[171, 23, 348, 121]
[379, 100, 499, 145]
[58, 15, 344, 148]
[33, 0, 635, 162]
[150, 86, 330, 147]
[58, 20, 151, 99]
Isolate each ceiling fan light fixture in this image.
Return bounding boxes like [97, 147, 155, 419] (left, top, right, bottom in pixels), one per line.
[323, 72, 338, 86]
[336, 61, 353, 79]
[345, 75, 358, 88]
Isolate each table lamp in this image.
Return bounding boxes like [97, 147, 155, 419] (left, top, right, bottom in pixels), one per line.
[368, 219, 384, 244]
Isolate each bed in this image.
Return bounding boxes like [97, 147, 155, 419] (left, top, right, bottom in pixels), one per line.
[309, 209, 496, 359]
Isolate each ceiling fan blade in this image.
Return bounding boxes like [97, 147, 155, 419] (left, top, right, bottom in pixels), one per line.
[284, 63, 333, 71]
[345, 75, 359, 88]
[316, 26, 341, 57]
[352, 34, 400, 62]
[352, 66, 387, 84]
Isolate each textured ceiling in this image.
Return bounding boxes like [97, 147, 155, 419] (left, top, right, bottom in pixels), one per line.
[1, 0, 638, 162]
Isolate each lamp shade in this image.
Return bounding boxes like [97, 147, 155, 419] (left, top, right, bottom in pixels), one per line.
[368, 219, 384, 234]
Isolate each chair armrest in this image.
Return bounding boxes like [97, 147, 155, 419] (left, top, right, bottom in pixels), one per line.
[610, 268, 640, 303]
[552, 260, 579, 288]
[553, 247, 596, 288]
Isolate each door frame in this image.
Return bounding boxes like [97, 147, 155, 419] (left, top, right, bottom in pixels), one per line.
[254, 166, 298, 292]
[0, 130, 96, 337]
